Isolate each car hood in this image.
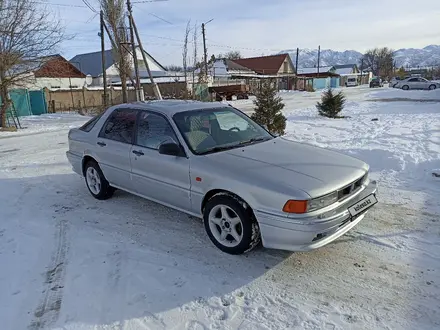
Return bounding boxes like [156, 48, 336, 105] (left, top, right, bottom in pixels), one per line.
[206, 137, 368, 198]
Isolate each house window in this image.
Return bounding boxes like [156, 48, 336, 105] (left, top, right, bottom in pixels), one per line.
[283, 61, 288, 73]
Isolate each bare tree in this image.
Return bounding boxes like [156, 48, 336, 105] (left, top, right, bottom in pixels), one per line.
[360, 47, 394, 78]
[182, 20, 191, 84]
[0, 0, 64, 127]
[217, 50, 242, 60]
[100, 0, 131, 103]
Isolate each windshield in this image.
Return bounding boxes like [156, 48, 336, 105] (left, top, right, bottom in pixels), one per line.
[173, 106, 274, 155]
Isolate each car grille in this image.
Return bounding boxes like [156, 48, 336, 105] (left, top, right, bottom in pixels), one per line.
[337, 174, 367, 201]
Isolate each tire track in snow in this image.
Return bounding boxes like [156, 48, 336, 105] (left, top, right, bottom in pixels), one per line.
[28, 219, 69, 330]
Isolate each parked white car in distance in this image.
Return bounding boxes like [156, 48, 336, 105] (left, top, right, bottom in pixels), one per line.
[394, 77, 439, 90]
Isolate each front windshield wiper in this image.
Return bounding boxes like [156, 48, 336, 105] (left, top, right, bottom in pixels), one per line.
[198, 144, 242, 155]
[239, 136, 271, 146]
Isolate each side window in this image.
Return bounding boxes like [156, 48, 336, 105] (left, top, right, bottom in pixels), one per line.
[408, 78, 417, 82]
[79, 113, 103, 132]
[136, 112, 178, 150]
[98, 108, 138, 144]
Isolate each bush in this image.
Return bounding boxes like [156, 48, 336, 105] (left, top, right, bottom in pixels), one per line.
[316, 88, 346, 118]
[305, 84, 315, 92]
[251, 81, 286, 135]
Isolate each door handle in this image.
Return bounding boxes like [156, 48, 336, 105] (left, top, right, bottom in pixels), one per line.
[97, 141, 106, 147]
[132, 150, 144, 156]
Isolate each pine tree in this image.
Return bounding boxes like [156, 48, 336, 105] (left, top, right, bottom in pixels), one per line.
[251, 81, 286, 135]
[316, 88, 346, 118]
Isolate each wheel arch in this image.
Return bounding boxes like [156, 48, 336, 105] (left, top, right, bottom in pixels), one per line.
[201, 189, 254, 215]
[82, 155, 97, 176]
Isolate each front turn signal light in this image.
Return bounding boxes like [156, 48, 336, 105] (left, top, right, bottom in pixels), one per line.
[283, 200, 308, 214]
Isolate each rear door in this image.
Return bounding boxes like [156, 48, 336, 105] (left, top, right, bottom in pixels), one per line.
[95, 108, 138, 189]
[130, 111, 192, 212]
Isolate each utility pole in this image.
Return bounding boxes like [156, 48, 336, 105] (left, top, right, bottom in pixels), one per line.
[201, 19, 213, 79]
[126, 0, 143, 101]
[131, 16, 162, 99]
[360, 58, 364, 85]
[202, 23, 208, 77]
[295, 47, 299, 90]
[317, 45, 321, 76]
[100, 10, 108, 107]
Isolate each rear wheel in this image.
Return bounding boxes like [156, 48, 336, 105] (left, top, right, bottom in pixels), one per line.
[84, 160, 114, 200]
[429, 84, 437, 90]
[402, 85, 409, 90]
[203, 195, 260, 255]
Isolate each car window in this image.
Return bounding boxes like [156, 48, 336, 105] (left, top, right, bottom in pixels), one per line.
[136, 112, 178, 150]
[79, 113, 103, 132]
[408, 78, 418, 82]
[173, 107, 273, 155]
[98, 108, 138, 144]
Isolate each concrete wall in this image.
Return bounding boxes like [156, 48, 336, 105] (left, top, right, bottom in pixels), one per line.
[44, 87, 137, 111]
[143, 82, 187, 99]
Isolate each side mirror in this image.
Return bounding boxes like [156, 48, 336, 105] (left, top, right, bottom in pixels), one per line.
[159, 142, 183, 157]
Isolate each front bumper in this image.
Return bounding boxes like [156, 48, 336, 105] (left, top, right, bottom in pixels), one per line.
[255, 180, 378, 252]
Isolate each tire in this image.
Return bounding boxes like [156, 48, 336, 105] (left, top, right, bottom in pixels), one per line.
[402, 85, 409, 90]
[84, 160, 115, 200]
[429, 84, 437, 90]
[203, 194, 261, 255]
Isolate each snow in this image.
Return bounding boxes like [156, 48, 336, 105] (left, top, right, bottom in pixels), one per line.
[1, 88, 440, 329]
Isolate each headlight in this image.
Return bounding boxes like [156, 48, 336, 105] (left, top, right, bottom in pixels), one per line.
[308, 191, 339, 212]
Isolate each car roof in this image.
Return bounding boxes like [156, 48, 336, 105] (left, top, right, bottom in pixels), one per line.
[115, 100, 231, 117]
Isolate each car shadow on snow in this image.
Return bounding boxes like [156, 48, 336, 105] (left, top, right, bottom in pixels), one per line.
[0, 173, 295, 328]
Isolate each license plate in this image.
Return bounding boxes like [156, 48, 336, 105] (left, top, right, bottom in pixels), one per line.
[348, 194, 377, 217]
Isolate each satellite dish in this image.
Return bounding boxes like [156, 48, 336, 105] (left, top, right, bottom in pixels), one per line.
[85, 74, 93, 86]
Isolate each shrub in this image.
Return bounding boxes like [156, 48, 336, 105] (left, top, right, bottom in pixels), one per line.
[251, 81, 286, 135]
[316, 88, 346, 118]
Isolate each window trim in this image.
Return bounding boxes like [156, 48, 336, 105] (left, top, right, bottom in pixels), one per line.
[133, 109, 187, 157]
[97, 108, 139, 145]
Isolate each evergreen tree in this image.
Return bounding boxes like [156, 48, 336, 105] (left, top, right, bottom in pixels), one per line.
[251, 81, 286, 135]
[316, 88, 346, 118]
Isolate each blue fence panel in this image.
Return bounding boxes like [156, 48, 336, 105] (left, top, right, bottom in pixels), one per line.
[29, 90, 48, 115]
[313, 78, 330, 90]
[330, 77, 340, 88]
[9, 89, 32, 117]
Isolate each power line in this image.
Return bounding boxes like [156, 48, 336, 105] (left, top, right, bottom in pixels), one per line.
[132, 0, 169, 3]
[32, 1, 88, 8]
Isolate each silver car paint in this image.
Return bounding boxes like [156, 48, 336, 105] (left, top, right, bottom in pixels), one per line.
[67, 101, 377, 252]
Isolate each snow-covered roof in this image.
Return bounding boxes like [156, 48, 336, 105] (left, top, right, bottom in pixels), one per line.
[297, 66, 334, 74]
[335, 67, 353, 75]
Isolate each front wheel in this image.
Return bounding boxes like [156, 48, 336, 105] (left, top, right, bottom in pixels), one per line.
[429, 84, 437, 90]
[203, 195, 260, 255]
[84, 160, 115, 200]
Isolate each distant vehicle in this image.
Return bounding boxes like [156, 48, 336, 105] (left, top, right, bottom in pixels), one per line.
[394, 77, 439, 90]
[66, 100, 377, 255]
[345, 76, 358, 87]
[369, 77, 383, 88]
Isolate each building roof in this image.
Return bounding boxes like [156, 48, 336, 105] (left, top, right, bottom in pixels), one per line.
[333, 64, 357, 69]
[35, 54, 85, 78]
[69, 48, 167, 77]
[232, 54, 291, 75]
[297, 66, 335, 74]
[333, 64, 358, 75]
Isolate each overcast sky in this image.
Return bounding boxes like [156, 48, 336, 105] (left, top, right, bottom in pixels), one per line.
[51, 0, 440, 66]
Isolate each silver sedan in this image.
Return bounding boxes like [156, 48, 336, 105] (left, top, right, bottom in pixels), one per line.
[394, 77, 440, 90]
[66, 100, 378, 255]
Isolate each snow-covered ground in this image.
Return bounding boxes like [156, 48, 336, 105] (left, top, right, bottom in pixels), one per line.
[1, 89, 440, 330]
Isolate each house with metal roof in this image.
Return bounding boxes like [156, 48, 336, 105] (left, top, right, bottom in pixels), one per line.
[333, 64, 360, 75]
[296, 66, 340, 89]
[69, 47, 169, 86]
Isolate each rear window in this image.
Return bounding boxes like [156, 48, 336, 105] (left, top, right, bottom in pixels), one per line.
[348, 78, 356, 82]
[79, 113, 103, 132]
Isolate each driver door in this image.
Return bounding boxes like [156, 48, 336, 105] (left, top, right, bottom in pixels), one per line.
[129, 111, 192, 212]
